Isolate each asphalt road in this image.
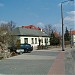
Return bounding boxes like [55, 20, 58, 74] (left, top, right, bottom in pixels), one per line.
[0, 48, 75, 75]
[0, 50, 59, 75]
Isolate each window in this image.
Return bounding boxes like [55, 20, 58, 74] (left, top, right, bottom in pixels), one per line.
[45, 38, 46, 43]
[24, 38, 28, 44]
[47, 38, 48, 43]
[31, 38, 34, 44]
[41, 38, 43, 43]
[35, 38, 37, 44]
[45, 38, 48, 44]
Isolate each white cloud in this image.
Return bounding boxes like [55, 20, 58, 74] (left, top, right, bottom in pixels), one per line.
[64, 16, 74, 21]
[54, 11, 75, 33]
[67, 11, 75, 15]
[0, 3, 4, 7]
[64, 11, 75, 29]
[64, 11, 75, 22]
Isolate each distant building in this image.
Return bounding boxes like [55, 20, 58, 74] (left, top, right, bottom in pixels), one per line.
[12, 25, 50, 49]
[70, 30, 75, 46]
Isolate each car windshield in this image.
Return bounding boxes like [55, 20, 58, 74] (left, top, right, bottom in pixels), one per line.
[20, 44, 31, 47]
[25, 44, 31, 47]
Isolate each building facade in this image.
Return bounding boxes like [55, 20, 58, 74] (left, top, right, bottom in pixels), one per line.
[73, 35, 75, 45]
[70, 30, 75, 46]
[12, 26, 50, 49]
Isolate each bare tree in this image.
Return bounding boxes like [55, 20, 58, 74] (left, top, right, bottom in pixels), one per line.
[44, 24, 59, 36]
[0, 21, 16, 47]
[53, 26, 57, 32]
[44, 24, 52, 36]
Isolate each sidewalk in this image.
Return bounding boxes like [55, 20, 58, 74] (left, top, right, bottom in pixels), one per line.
[48, 51, 65, 75]
[65, 47, 75, 75]
[47, 47, 75, 75]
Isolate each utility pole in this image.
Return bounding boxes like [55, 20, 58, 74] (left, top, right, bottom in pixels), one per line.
[61, 0, 74, 51]
[70, 28, 72, 48]
[61, 3, 64, 51]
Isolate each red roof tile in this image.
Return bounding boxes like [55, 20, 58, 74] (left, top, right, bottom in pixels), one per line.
[69, 30, 75, 35]
[22, 25, 41, 30]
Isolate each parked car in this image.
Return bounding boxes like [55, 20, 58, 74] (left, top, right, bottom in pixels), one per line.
[17, 44, 33, 53]
[8, 43, 33, 54]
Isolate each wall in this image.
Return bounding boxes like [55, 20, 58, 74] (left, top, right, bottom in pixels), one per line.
[73, 35, 75, 45]
[19, 36, 50, 49]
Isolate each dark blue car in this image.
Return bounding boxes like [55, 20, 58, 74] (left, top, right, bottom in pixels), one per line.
[19, 44, 33, 53]
[8, 44, 33, 53]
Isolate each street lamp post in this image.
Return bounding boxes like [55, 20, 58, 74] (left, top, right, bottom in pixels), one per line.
[61, 0, 74, 51]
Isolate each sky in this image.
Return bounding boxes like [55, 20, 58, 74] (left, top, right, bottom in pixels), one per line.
[0, 0, 74, 32]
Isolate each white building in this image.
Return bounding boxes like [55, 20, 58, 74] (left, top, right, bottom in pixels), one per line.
[12, 27, 50, 49]
[70, 30, 75, 46]
[73, 35, 75, 46]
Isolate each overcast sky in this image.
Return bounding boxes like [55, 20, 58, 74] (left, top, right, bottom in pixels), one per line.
[0, 0, 74, 32]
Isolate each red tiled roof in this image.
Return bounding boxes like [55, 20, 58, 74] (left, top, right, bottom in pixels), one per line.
[70, 30, 75, 35]
[22, 25, 41, 30]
